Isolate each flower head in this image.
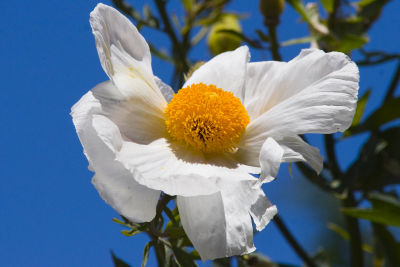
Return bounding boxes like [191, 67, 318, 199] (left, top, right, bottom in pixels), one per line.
[71, 3, 359, 261]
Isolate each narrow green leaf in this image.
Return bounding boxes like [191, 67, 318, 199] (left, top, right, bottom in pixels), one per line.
[370, 193, 400, 210]
[347, 97, 400, 136]
[336, 34, 369, 53]
[281, 35, 321, 47]
[341, 208, 400, 226]
[121, 229, 141, 237]
[181, 0, 194, 11]
[286, 0, 328, 34]
[164, 226, 185, 238]
[321, 0, 334, 12]
[172, 246, 198, 267]
[352, 89, 371, 126]
[341, 194, 400, 226]
[328, 223, 373, 253]
[373, 223, 400, 266]
[111, 251, 130, 267]
[142, 242, 152, 267]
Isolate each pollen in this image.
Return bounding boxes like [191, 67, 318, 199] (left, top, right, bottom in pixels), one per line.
[165, 83, 250, 153]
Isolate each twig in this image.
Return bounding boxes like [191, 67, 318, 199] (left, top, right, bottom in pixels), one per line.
[274, 215, 318, 267]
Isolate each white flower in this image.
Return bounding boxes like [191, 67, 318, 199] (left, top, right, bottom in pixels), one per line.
[71, 3, 359, 261]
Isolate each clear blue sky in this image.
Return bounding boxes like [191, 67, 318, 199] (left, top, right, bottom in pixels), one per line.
[1, 0, 399, 266]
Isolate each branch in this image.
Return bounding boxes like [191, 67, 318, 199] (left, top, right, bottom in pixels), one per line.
[274, 215, 318, 267]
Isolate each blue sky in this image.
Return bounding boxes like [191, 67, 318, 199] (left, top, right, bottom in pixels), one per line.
[1, 0, 399, 266]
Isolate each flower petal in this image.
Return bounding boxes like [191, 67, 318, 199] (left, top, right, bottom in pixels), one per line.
[183, 46, 249, 100]
[90, 4, 151, 81]
[244, 60, 286, 120]
[90, 3, 166, 111]
[278, 135, 323, 174]
[249, 187, 277, 231]
[155, 76, 174, 102]
[244, 49, 358, 121]
[242, 49, 359, 144]
[258, 138, 284, 184]
[116, 138, 258, 196]
[75, 81, 166, 145]
[177, 182, 256, 261]
[71, 97, 161, 222]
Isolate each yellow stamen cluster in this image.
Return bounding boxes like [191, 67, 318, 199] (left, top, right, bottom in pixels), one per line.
[165, 83, 250, 153]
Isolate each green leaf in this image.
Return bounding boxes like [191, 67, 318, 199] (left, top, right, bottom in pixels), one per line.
[336, 34, 369, 53]
[327, 223, 373, 253]
[373, 223, 400, 267]
[347, 97, 400, 136]
[321, 0, 334, 12]
[281, 35, 321, 47]
[286, 0, 328, 34]
[111, 251, 130, 267]
[141, 242, 152, 267]
[353, 89, 371, 126]
[181, 0, 194, 11]
[172, 246, 198, 267]
[357, 0, 391, 30]
[344, 89, 371, 137]
[164, 226, 186, 238]
[121, 229, 141, 237]
[341, 194, 400, 226]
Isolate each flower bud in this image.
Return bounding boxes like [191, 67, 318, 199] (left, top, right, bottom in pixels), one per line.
[259, 0, 285, 25]
[207, 14, 242, 55]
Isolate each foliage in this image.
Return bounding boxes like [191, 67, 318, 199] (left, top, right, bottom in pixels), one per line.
[108, 0, 400, 266]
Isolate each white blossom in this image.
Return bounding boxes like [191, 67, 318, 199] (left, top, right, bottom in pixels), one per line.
[71, 4, 359, 261]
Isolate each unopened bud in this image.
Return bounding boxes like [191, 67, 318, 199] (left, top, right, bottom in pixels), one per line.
[259, 0, 285, 25]
[207, 14, 242, 55]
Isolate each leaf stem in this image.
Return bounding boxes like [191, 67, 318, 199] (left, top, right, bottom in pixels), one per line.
[274, 215, 318, 267]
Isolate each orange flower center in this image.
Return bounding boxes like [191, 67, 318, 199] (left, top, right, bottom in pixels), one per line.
[165, 83, 250, 153]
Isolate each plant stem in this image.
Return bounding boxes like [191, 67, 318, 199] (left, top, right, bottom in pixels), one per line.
[267, 24, 282, 61]
[342, 192, 364, 267]
[324, 134, 342, 179]
[154, 0, 189, 87]
[274, 215, 318, 267]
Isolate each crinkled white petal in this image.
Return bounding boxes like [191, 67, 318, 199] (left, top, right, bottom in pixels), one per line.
[242, 49, 359, 153]
[244, 60, 286, 120]
[183, 46, 249, 100]
[277, 135, 323, 174]
[258, 138, 284, 184]
[115, 138, 258, 196]
[244, 49, 358, 121]
[71, 96, 160, 222]
[249, 187, 277, 231]
[177, 181, 257, 261]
